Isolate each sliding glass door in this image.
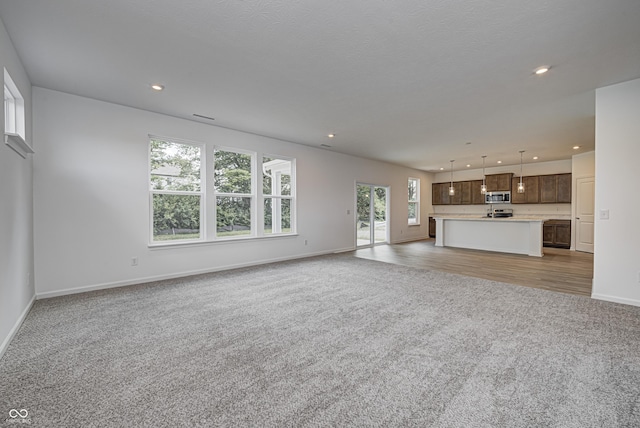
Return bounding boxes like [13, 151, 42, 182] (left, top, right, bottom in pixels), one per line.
[356, 183, 388, 248]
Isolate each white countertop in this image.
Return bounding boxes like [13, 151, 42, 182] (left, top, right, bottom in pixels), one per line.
[429, 213, 571, 221]
[431, 215, 547, 222]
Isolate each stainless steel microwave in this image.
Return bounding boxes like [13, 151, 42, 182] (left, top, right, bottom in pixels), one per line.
[485, 191, 511, 204]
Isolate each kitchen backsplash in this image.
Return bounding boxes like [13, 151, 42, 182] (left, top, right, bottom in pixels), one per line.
[431, 203, 571, 219]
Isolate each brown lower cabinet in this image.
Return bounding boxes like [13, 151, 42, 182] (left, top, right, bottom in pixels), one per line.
[543, 220, 571, 248]
[429, 217, 436, 238]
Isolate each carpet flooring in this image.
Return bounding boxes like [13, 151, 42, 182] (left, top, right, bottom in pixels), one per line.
[2, 254, 640, 427]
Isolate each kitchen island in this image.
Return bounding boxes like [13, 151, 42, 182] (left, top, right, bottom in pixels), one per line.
[433, 216, 546, 257]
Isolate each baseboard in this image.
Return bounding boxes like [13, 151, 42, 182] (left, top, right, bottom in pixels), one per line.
[0, 295, 36, 361]
[391, 235, 430, 244]
[36, 249, 346, 300]
[591, 293, 640, 308]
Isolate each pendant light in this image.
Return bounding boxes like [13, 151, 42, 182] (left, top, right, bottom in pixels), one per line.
[481, 155, 487, 194]
[449, 160, 455, 196]
[517, 150, 525, 193]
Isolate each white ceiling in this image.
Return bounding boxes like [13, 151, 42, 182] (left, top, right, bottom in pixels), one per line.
[1, 0, 639, 172]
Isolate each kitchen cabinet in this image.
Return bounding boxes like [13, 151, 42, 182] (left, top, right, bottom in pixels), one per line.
[432, 183, 442, 205]
[543, 220, 571, 248]
[511, 176, 540, 204]
[432, 183, 451, 205]
[557, 173, 572, 203]
[432, 173, 568, 205]
[485, 173, 513, 192]
[450, 182, 462, 205]
[460, 181, 472, 205]
[429, 216, 436, 238]
[540, 174, 572, 203]
[471, 180, 485, 204]
[433, 181, 483, 205]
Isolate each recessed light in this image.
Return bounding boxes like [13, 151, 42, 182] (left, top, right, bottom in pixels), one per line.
[440, 167, 444, 170]
[497, 160, 502, 164]
[151, 84, 164, 91]
[533, 156, 539, 160]
[327, 133, 336, 138]
[466, 164, 471, 168]
[573, 145, 580, 150]
[534, 66, 550, 75]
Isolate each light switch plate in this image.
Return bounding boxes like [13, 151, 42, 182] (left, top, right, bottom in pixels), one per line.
[599, 209, 610, 220]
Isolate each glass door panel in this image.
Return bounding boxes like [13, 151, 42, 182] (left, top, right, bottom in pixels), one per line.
[356, 184, 388, 248]
[356, 184, 372, 247]
[373, 187, 387, 243]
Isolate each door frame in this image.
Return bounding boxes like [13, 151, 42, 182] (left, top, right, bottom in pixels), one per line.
[355, 182, 390, 248]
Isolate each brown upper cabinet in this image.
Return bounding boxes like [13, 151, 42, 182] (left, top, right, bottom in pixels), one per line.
[432, 182, 451, 205]
[433, 180, 485, 205]
[449, 182, 463, 205]
[460, 181, 472, 205]
[432, 173, 570, 205]
[485, 173, 513, 192]
[556, 173, 572, 203]
[432, 183, 443, 205]
[511, 176, 540, 204]
[540, 173, 571, 203]
[471, 180, 485, 204]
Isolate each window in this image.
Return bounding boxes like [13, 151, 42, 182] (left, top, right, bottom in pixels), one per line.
[149, 139, 203, 242]
[214, 148, 254, 238]
[4, 68, 32, 158]
[149, 137, 296, 244]
[408, 178, 420, 225]
[263, 156, 294, 235]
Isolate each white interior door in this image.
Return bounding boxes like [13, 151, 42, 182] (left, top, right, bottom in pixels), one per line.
[575, 176, 595, 253]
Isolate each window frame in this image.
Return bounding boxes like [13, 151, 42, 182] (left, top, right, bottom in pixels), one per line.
[3, 68, 24, 139]
[212, 146, 257, 240]
[148, 136, 297, 246]
[261, 154, 296, 236]
[408, 177, 420, 226]
[148, 137, 205, 244]
[4, 68, 32, 158]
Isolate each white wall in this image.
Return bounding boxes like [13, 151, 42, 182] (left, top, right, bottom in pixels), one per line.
[432, 159, 572, 217]
[593, 78, 640, 306]
[0, 17, 34, 358]
[571, 151, 595, 250]
[33, 88, 431, 297]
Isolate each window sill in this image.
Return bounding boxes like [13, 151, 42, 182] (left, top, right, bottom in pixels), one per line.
[148, 233, 299, 249]
[5, 133, 34, 159]
[408, 223, 421, 227]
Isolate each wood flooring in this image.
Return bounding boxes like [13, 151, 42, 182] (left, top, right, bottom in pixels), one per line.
[353, 239, 594, 297]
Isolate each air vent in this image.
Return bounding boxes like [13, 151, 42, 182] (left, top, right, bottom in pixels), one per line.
[193, 113, 215, 121]
[320, 144, 332, 148]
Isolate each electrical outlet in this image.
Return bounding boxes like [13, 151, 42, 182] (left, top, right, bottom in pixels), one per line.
[131, 257, 138, 266]
[304, 240, 308, 246]
[347, 209, 351, 215]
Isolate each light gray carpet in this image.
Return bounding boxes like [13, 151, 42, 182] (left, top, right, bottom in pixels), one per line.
[2, 254, 640, 427]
